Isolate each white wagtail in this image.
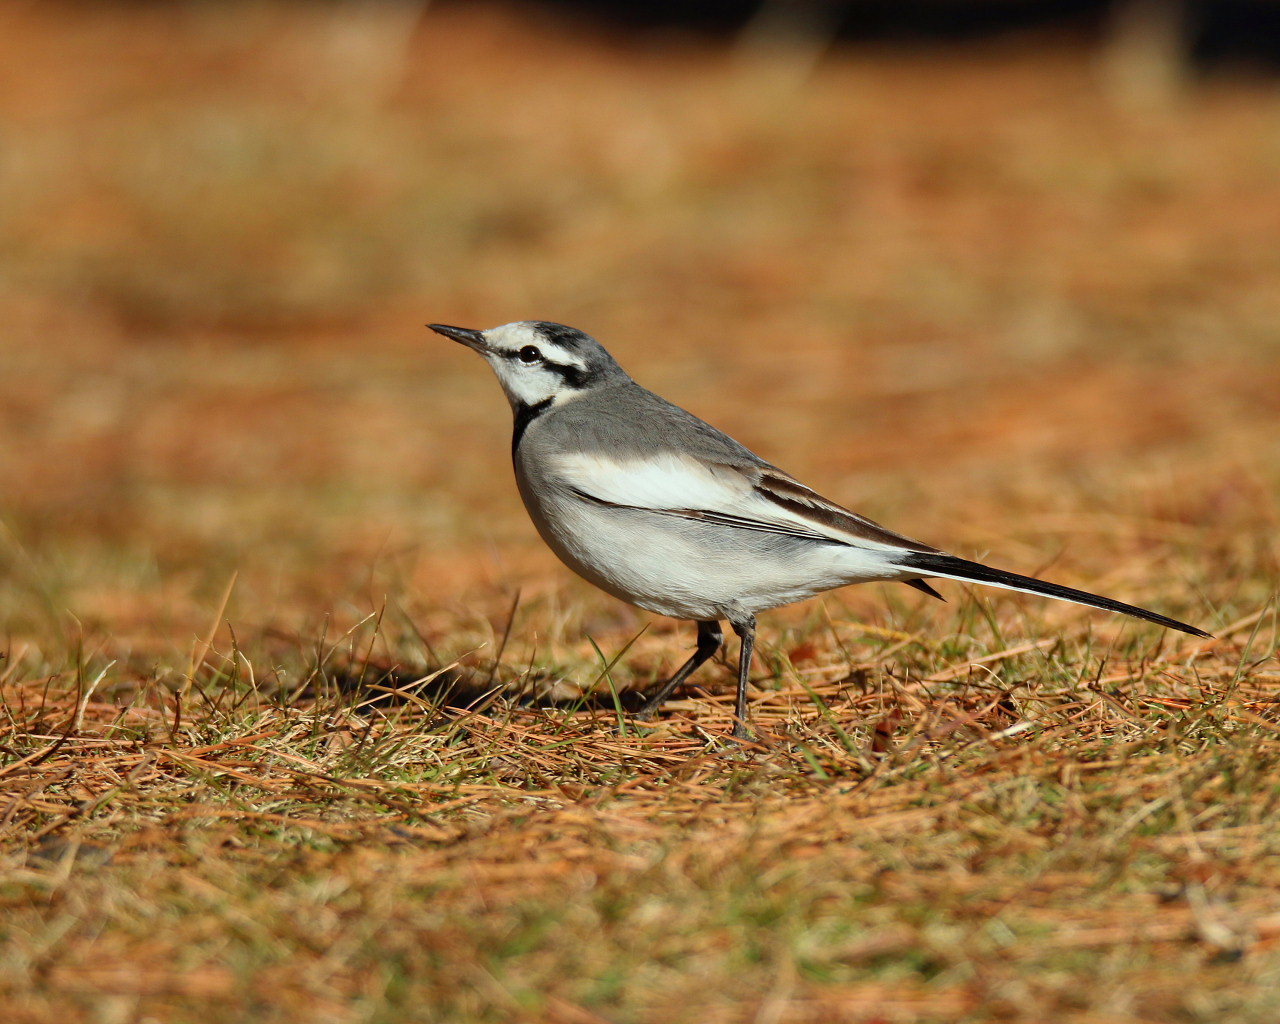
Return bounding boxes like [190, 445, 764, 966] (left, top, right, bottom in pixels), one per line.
[431, 321, 1210, 738]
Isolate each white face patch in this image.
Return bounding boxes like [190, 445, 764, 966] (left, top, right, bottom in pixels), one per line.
[485, 323, 586, 368]
[479, 321, 590, 409]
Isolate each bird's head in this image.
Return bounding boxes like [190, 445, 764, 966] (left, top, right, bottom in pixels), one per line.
[430, 321, 629, 410]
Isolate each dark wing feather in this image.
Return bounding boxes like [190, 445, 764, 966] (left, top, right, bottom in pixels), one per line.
[903, 578, 945, 601]
[748, 468, 940, 554]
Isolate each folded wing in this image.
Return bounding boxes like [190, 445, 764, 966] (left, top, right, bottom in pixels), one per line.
[552, 451, 937, 554]
[551, 451, 1209, 636]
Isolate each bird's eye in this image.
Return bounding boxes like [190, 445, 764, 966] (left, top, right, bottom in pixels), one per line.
[517, 346, 543, 364]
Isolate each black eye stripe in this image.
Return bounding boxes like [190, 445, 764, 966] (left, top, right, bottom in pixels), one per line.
[505, 350, 587, 386]
[543, 360, 587, 387]
[554, 363, 588, 388]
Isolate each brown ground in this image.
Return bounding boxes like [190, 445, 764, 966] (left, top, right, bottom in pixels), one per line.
[1, 3, 1278, 1022]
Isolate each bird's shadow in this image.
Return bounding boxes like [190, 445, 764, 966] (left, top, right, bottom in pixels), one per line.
[323, 658, 651, 716]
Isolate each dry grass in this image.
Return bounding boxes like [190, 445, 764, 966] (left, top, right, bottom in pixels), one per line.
[2, 3, 1279, 1022]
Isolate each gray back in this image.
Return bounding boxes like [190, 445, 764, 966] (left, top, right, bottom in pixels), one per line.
[521, 382, 771, 470]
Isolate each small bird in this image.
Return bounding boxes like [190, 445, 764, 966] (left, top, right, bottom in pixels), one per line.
[431, 321, 1210, 739]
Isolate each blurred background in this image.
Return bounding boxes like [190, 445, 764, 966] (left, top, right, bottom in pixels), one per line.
[1, 0, 1277, 671]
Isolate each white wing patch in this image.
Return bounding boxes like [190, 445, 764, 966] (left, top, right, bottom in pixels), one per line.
[554, 452, 747, 513]
[550, 452, 916, 552]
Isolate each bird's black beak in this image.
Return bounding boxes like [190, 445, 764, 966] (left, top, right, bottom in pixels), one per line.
[428, 323, 489, 353]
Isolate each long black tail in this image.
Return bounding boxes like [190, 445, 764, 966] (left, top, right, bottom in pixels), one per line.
[898, 551, 1211, 639]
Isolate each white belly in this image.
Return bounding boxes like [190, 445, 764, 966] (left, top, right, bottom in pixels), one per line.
[515, 468, 900, 621]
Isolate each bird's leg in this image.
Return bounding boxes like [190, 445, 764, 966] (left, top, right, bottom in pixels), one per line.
[729, 615, 757, 741]
[635, 620, 723, 720]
